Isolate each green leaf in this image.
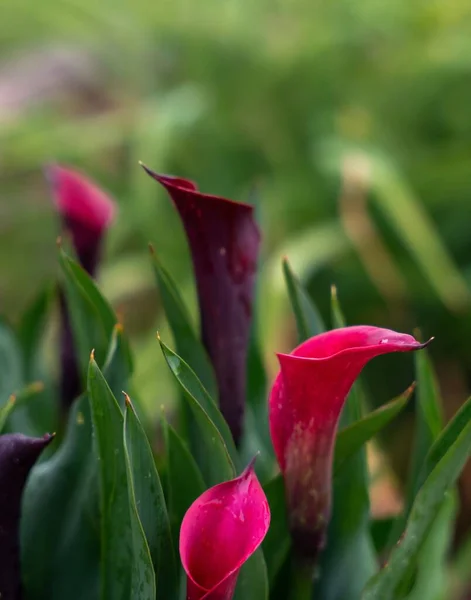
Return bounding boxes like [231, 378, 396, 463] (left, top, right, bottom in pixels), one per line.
[21, 325, 133, 600]
[124, 396, 179, 600]
[418, 394, 471, 491]
[404, 493, 456, 600]
[0, 319, 23, 406]
[159, 337, 236, 485]
[161, 416, 205, 550]
[59, 247, 120, 376]
[0, 395, 15, 432]
[334, 385, 414, 474]
[282, 257, 325, 342]
[21, 393, 101, 600]
[262, 474, 290, 586]
[88, 357, 155, 600]
[389, 347, 444, 548]
[233, 549, 269, 600]
[150, 247, 217, 399]
[409, 347, 443, 495]
[17, 284, 53, 378]
[5, 381, 49, 437]
[330, 284, 346, 329]
[362, 416, 471, 600]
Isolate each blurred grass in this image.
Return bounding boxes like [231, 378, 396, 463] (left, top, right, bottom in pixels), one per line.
[3, 0, 471, 544]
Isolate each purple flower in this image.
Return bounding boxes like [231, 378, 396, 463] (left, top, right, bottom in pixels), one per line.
[142, 166, 260, 445]
[0, 433, 54, 599]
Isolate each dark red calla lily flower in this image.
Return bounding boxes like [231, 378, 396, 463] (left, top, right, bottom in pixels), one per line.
[0, 433, 54, 600]
[180, 460, 270, 600]
[269, 325, 430, 561]
[47, 165, 116, 410]
[141, 165, 260, 445]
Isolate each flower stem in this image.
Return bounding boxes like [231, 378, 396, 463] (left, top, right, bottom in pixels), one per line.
[290, 558, 314, 600]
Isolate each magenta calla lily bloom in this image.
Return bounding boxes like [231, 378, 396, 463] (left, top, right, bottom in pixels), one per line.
[180, 461, 270, 600]
[142, 165, 260, 445]
[269, 325, 430, 560]
[47, 164, 116, 410]
[47, 164, 116, 274]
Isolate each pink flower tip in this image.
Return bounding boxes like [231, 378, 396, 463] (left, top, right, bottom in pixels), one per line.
[46, 164, 116, 233]
[180, 460, 270, 600]
[269, 325, 430, 561]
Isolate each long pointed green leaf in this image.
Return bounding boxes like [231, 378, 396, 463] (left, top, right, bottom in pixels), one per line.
[389, 347, 444, 548]
[409, 347, 443, 497]
[150, 247, 217, 399]
[234, 549, 269, 600]
[362, 417, 471, 600]
[282, 257, 324, 342]
[88, 357, 155, 600]
[17, 284, 53, 378]
[59, 248, 116, 374]
[262, 474, 290, 585]
[124, 396, 178, 600]
[161, 416, 205, 551]
[159, 337, 236, 484]
[21, 301, 132, 600]
[334, 385, 414, 474]
[417, 395, 471, 497]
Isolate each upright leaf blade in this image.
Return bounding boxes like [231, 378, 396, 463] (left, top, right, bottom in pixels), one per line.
[409, 346, 443, 496]
[88, 357, 155, 600]
[262, 474, 291, 586]
[362, 418, 471, 600]
[124, 396, 178, 600]
[334, 385, 414, 474]
[17, 284, 53, 378]
[161, 417, 205, 553]
[150, 247, 217, 399]
[21, 393, 101, 600]
[159, 338, 237, 484]
[233, 549, 269, 600]
[282, 257, 325, 342]
[59, 248, 121, 376]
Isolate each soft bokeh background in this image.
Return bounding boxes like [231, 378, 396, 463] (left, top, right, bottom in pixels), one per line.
[2, 0, 471, 587]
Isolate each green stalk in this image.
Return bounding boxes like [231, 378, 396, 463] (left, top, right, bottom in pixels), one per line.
[289, 559, 314, 600]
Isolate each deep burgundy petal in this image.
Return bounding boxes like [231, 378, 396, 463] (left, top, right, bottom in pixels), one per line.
[142, 165, 261, 445]
[0, 433, 54, 600]
[269, 325, 429, 559]
[180, 461, 270, 600]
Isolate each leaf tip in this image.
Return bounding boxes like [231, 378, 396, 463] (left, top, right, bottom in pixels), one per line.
[56, 235, 63, 248]
[122, 391, 132, 407]
[90, 348, 95, 361]
[30, 381, 45, 394]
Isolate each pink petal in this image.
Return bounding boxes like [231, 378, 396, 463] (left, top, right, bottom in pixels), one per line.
[269, 325, 430, 558]
[47, 164, 116, 234]
[142, 165, 260, 445]
[180, 461, 270, 600]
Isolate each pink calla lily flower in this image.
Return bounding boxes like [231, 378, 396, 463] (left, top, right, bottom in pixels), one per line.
[47, 164, 116, 274]
[47, 164, 116, 409]
[269, 325, 430, 560]
[180, 461, 270, 600]
[141, 165, 260, 445]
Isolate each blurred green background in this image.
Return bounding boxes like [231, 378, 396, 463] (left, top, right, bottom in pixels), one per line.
[2, 0, 471, 544]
